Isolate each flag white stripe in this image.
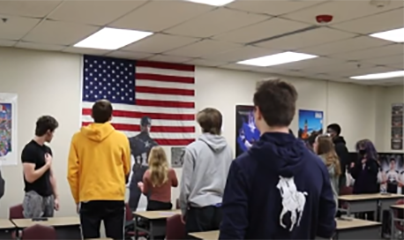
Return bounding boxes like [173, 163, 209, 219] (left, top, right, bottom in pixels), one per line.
[121, 131, 195, 139]
[135, 92, 194, 102]
[136, 79, 195, 90]
[81, 115, 195, 127]
[136, 67, 194, 78]
[82, 102, 196, 114]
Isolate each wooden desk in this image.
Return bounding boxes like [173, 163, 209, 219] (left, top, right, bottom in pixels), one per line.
[11, 217, 81, 239]
[189, 230, 219, 240]
[335, 218, 381, 239]
[390, 204, 404, 240]
[338, 194, 381, 217]
[133, 210, 181, 240]
[378, 194, 403, 224]
[0, 219, 16, 240]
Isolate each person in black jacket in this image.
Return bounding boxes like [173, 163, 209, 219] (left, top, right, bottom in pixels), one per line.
[327, 124, 350, 189]
[350, 139, 379, 220]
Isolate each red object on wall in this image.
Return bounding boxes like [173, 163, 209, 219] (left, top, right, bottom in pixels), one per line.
[316, 15, 333, 24]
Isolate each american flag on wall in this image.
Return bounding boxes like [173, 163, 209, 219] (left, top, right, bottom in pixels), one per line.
[81, 55, 196, 146]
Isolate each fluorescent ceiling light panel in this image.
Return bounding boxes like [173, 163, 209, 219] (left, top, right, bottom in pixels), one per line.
[74, 27, 153, 50]
[184, 0, 235, 6]
[237, 51, 318, 67]
[351, 70, 404, 80]
[370, 27, 404, 42]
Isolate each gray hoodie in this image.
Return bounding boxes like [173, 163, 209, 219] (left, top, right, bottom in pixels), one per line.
[179, 133, 233, 215]
[319, 155, 339, 207]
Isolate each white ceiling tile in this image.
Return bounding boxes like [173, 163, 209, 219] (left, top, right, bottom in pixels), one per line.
[256, 27, 356, 50]
[0, 1, 62, 18]
[122, 34, 199, 54]
[332, 8, 404, 34]
[164, 8, 269, 38]
[146, 54, 192, 63]
[204, 46, 279, 62]
[106, 50, 153, 60]
[185, 58, 225, 67]
[23, 20, 100, 45]
[165, 40, 240, 58]
[48, 0, 147, 25]
[364, 54, 403, 67]
[226, 0, 326, 16]
[213, 18, 311, 44]
[345, 66, 398, 77]
[0, 16, 40, 40]
[301, 36, 391, 56]
[15, 41, 65, 51]
[304, 62, 375, 75]
[283, 0, 403, 25]
[0, 39, 16, 47]
[62, 46, 110, 55]
[220, 63, 260, 71]
[109, 1, 213, 32]
[271, 57, 345, 70]
[330, 44, 404, 60]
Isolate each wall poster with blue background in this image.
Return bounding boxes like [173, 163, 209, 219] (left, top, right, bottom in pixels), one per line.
[298, 109, 324, 141]
[235, 105, 260, 157]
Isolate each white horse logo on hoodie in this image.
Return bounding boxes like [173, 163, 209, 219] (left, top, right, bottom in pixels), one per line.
[276, 176, 308, 231]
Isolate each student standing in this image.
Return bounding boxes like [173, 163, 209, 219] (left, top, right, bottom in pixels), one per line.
[313, 134, 342, 209]
[67, 100, 131, 240]
[219, 79, 336, 240]
[179, 108, 232, 234]
[22, 116, 59, 218]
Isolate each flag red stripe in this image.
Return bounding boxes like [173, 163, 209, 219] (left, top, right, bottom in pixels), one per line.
[82, 109, 195, 121]
[82, 122, 195, 133]
[136, 73, 194, 84]
[155, 138, 194, 145]
[137, 61, 195, 72]
[136, 86, 194, 96]
[136, 99, 194, 108]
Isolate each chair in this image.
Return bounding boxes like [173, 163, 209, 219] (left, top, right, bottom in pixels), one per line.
[166, 214, 186, 240]
[22, 224, 56, 240]
[9, 204, 24, 239]
[339, 186, 353, 211]
[124, 203, 147, 240]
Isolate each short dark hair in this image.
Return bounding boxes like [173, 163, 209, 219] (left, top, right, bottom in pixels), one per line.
[197, 108, 222, 135]
[92, 100, 113, 123]
[327, 123, 341, 135]
[35, 116, 58, 136]
[253, 79, 298, 127]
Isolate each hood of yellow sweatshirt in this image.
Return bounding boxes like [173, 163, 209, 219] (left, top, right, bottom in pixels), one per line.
[80, 122, 115, 142]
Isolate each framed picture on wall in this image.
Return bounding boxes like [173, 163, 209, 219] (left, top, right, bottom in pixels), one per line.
[235, 105, 260, 157]
[0, 93, 18, 166]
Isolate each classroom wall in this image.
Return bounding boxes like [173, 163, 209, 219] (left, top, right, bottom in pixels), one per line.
[0, 47, 380, 218]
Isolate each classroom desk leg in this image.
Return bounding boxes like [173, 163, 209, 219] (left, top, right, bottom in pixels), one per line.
[391, 208, 395, 240]
[336, 226, 381, 240]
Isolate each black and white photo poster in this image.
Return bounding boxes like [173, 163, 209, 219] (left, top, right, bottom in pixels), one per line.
[379, 153, 404, 194]
[391, 103, 403, 150]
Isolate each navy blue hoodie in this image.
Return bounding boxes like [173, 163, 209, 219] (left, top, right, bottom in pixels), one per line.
[219, 132, 336, 239]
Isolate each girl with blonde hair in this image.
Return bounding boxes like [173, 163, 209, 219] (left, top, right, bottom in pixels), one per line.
[138, 146, 178, 211]
[313, 134, 342, 207]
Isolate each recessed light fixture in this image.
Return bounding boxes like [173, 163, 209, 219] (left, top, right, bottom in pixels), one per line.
[370, 27, 404, 43]
[237, 51, 318, 67]
[350, 70, 404, 80]
[74, 27, 153, 50]
[184, 0, 235, 6]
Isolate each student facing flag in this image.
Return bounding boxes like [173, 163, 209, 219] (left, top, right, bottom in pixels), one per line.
[81, 55, 196, 146]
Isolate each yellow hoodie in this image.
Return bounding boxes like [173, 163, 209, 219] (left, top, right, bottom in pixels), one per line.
[67, 123, 130, 204]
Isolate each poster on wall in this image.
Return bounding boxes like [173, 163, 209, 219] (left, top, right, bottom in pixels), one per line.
[0, 93, 18, 166]
[378, 153, 404, 194]
[391, 103, 403, 150]
[235, 105, 260, 157]
[171, 147, 185, 168]
[298, 109, 323, 141]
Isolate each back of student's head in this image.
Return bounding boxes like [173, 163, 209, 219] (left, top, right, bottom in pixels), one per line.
[315, 134, 341, 176]
[253, 79, 298, 127]
[92, 100, 113, 123]
[327, 123, 341, 137]
[197, 108, 222, 135]
[148, 146, 169, 187]
[35, 115, 59, 137]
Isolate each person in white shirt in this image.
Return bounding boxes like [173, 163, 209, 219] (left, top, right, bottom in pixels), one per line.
[385, 159, 399, 193]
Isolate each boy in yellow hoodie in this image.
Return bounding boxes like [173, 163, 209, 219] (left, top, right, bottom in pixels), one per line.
[67, 99, 130, 240]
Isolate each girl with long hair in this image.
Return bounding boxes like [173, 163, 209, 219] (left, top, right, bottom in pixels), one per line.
[350, 139, 379, 220]
[138, 146, 178, 211]
[313, 134, 341, 207]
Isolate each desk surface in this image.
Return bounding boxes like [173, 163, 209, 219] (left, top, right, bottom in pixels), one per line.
[337, 218, 381, 230]
[0, 219, 15, 229]
[133, 209, 181, 220]
[189, 230, 219, 240]
[12, 216, 80, 228]
[391, 204, 404, 210]
[339, 193, 403, 201]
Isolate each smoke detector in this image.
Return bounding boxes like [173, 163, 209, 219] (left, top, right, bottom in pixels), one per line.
[370, 0, 391, 8]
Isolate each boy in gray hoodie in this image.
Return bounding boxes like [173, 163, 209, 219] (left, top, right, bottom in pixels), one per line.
[179, 108, 233, 234]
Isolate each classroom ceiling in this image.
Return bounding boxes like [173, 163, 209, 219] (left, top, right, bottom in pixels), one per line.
[0, 0, 403, 86]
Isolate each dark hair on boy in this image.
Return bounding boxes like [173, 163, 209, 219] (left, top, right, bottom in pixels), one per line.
[197, 108, 222, 135]
[92, 99, 113, 123]
[35, 115, 59, 136]
[253, 79, 298, 127]
[327, 123, 341, 136]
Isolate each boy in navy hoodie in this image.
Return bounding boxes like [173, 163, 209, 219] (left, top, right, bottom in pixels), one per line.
[219, 79, 336, 240]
